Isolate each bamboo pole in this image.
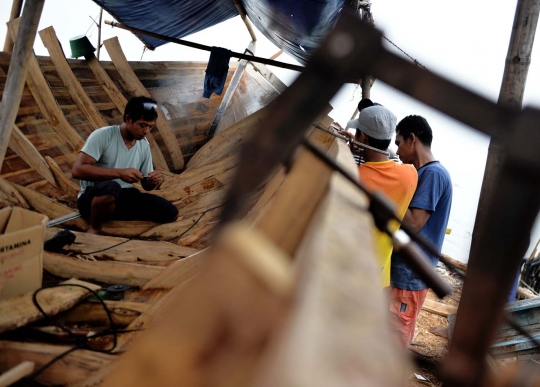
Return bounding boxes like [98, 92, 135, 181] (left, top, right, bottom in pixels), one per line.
[469, 0, 540, 264]
[96, 8, 103, 59]
[269, 50, 282, 60]
[232, 0, 257, 41]
[2, 0, 24, 53]
[0, 0, 45, 169]
[104, 20, 303, 72]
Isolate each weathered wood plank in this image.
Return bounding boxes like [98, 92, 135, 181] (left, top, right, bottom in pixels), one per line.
[7, 18, 84, 151]
[422, 298, 458, 317]
[43, 251, 164, 287]
[0, 177, 28, 209]
[0, 278, 100, 334]
[248, 61, 288, 94]
[45, 155, 79, 201]
[0, 341, 114, 386]
[8, 124, 58, 188]
[45, 227, 198, 261]
[103, 37, 184, 170]
[84, 52, 169, 171]
[39, 26, 108, 130]
[13, 182, 87, 230]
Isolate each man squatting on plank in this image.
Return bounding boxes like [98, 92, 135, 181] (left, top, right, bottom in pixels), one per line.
[72, 96, 179, 234]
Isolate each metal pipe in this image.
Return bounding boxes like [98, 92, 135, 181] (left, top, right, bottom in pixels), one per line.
[314, 124, 389, 156]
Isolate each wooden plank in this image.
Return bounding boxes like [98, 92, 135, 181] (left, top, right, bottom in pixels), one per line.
[0, 361, 34, 387]
[84, 52, 169, 172]
[0, 177, 28, 209]
[39, 26, 108, 130]
[101, 223, 293, 387]
[13, 182, 88, 230]
[45, 227, 198, 262]
[0, 278, 100, 334]
[248, 61, 288, 94]
[0, 341, 114, 386]
[251, 139, 407, 387]
[138, 209, 221, 240]
[256, 135, 335, 256]
[207, 41, 255, 139]
[141, 249, 208, 291]
[8, 124, 58, 188]
[7, 18, 84, 151]
[0, 1, 45, 168]
[186, 106, 268, 170]
[43, 251, 164, 287]
[44, 155, 79, 201]
[56, 300, 149, 327]
[244, 168, 287, 225]
[103, 37, 184, 171]
[422, 298, 458, 317]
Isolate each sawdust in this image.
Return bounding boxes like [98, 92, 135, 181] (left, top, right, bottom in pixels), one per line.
[406, 264, 464, 386]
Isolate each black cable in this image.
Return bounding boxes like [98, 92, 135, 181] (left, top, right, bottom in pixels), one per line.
[20, 284, 118, 385]
[82, 238, 131, 255]
[166, 205, 223, 242]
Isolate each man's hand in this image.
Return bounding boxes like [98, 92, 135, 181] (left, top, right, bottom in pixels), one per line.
[148, 171, 163, 186]
[141, 171, 164, 191]
[118, 168, 143, 184]
[337, 130, 354, 141]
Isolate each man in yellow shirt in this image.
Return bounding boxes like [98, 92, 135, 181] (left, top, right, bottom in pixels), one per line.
[342, 104, 418, 286]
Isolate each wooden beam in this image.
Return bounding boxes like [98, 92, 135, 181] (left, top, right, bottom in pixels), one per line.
[44, 155, 79, 201]
[45, 227, 199, 262]
[56, 300, 149, 327]
[2, 0, 24, 53]
[0, 177, 28, 209]
[0, 341, 114, 386]
[43, 251, 164, 287]
[207, 40, 256, 139]
[0, 278, 100, 334]
[8, 124, 58, 188]
[0, 2, 45, 168]
[103, 37, 185, 171]
[422, 298, 458, 317]
[39, 26, 108, 130]
[251, 139, 407, 387]
[13, 182, 88, 230]
[232, 0, 257, 41]
[269, 50, 283, 61]
[7, 18, 84, 152]
[100, 223, 293, 387]
[248, 61, 288, 94]
[0, 361, 34, 387]
[83, 53, 169, 171]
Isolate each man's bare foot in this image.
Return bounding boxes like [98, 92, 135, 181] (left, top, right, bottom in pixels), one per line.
[87, 227, 101, 235]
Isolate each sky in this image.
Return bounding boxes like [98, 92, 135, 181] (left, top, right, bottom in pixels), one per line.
[1, 0, 539, 263]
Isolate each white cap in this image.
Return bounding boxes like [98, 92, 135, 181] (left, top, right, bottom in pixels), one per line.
[346, 106, 397, 140]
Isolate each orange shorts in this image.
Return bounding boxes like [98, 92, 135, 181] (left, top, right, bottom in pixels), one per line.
[387, 286, 428, 349]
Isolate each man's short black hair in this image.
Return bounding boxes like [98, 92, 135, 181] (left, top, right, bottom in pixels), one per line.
[356, 130, 391, 151]
[124, 96, 158, 123]
[396, 115, 433, 147]
[358, 98, 374, 112]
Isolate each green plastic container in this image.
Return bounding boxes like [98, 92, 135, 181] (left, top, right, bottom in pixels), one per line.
[69, 35, 96, 58]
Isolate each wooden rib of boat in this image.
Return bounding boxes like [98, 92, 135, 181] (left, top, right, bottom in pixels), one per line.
[0, 23, 407, 387]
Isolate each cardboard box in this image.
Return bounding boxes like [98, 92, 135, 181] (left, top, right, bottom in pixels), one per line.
[0, 207, 48, 300]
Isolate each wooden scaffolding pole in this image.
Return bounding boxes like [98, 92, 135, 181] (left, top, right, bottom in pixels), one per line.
[469, 0, 540, 264]
[232, 0, 257, 41]
[2, 0, 24, 53]
[0, 0, 45, 169]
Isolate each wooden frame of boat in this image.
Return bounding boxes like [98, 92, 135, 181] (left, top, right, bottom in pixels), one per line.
[0, 15, 405, 386]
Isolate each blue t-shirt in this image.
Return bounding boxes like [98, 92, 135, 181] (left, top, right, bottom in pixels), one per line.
[391, 161, 452, 290]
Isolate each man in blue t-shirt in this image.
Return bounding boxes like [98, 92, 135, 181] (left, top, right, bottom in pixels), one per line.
[389, 115, 453, 349]
[72, 96, 179, 234]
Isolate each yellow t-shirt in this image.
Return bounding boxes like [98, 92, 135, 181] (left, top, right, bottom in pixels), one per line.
[359, 161, 418, 287]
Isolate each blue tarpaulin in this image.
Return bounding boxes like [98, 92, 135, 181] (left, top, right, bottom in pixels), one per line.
[93, 0, 352, 63]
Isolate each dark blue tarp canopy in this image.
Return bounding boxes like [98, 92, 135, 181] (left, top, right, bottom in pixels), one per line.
[93, 0, 352, 64]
